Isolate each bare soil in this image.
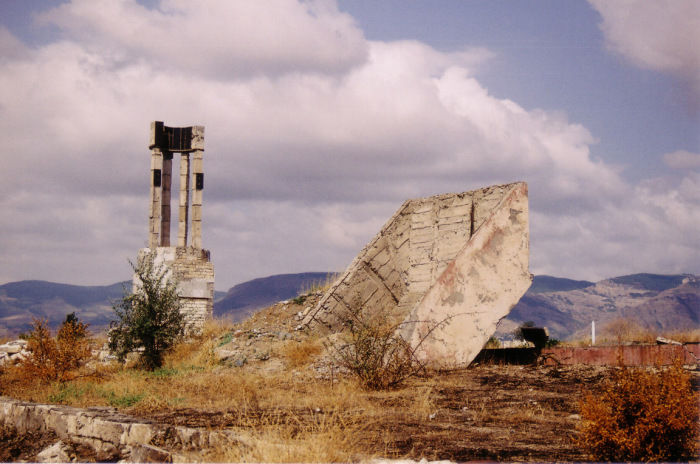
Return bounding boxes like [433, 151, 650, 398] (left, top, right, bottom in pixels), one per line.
[138, 364, 607, 462]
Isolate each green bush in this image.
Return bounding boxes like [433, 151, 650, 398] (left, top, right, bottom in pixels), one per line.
[578, 359, 699, 461]
[109, 250, 185, 371]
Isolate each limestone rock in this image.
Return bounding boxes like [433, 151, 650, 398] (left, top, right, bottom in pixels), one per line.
[35, 441, 71, 463]
[129, 443, 173, 463]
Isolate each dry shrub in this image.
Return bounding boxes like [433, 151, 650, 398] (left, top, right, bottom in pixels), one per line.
[661, 329, 700, 343]
[298, 273, 341, 296]
[331, 303, 426, 390]
[199, 316, 235, 340]
[602, 317, 656, 344]
[19, 316, 93, 383]
[578, 359, 699, 462]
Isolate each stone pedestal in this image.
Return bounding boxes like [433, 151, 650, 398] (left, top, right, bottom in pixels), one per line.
[136, 247, 215, 330]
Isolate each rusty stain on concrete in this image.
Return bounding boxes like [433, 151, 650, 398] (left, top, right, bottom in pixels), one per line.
[304, 182, 532, 368]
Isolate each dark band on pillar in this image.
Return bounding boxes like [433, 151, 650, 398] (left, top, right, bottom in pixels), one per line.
[148, 121, 205, 249]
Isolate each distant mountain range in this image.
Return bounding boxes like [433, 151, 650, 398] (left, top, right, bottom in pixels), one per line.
[495, 273, 699, 340]
[1, 273, 697, 340]
[0, 280, 128, 336]
[213, 272, 333, 322]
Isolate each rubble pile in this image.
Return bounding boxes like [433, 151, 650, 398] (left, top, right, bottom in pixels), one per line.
[0, 340, 28, 366]
[213, 291, 325, 370]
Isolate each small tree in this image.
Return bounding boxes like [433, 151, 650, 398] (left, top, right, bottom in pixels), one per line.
[20, 314, 92, 383]
[512, 320, 535, 341]
[109, 250, 184, 370]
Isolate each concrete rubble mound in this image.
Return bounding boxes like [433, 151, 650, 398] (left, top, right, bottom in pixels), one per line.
[303, 182, 532, 368]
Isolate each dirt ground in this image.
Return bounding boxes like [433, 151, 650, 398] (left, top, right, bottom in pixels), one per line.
[0, 366, 612, 462]
[138, 364, 609, 462]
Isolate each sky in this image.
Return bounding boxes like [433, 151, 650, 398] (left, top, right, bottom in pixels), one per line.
[0, 0, 698, 290]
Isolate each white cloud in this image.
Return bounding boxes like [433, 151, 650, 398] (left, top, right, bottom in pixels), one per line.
[0, 0, 697, 289]
[663, 150, 700, 170]
[589, 0, 700, 100]
[37, 0, 368, 78]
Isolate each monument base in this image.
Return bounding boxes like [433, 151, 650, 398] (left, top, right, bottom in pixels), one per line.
[135, 247, 214, 332]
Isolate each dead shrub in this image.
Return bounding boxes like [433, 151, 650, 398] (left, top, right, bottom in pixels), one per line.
[20, 315, 93, 383]
[578, 359, 699, 462]
[603, 317, 655, 344]
[330, 302, 426, 390]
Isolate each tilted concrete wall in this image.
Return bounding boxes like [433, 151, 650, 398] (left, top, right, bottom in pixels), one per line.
[303, 182, 531, 368]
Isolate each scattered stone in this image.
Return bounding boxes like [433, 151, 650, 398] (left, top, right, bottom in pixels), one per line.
[35, 441, 71, 463]
[214, 349, 237, 361]
[0, 339, 31, 366]
[0, 343, 22, 354]
[129, 443, 173, 463]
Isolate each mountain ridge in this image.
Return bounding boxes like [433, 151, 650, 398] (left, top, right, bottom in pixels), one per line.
[1, 273, 697, 340]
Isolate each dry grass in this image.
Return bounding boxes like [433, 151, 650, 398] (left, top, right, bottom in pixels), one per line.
[298, 273, 341, 296]
[279, 337, 324, 369]
[202, 406, 375, 462]
[569, 318, 700, 346]
[3, 310, 697, 462]
[661, 328, 700, 343]
[0, 315, 438, 462]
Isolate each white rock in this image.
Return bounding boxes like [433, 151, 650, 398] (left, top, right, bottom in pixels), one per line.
[36, 441, 71, 463]
[215, 348, 238, 361]
[0, 344, 21, 354]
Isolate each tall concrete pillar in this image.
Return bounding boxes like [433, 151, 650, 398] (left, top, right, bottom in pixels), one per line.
[160, 152, 173, 246]
[178, 153, 190, 247]
[148, 148, 163, 249]
[191, 149, 203, 249]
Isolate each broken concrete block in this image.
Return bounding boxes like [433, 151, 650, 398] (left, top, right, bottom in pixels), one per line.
[130, 443, 173, 463]
[36, 441, 71, 463]
[304, 182, 532, 368]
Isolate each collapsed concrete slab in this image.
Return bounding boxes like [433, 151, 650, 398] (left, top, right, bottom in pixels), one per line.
[303, 182, 531, 368]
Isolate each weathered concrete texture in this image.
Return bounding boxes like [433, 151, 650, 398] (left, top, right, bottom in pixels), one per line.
[0, 396, 243, 461]
[141, 121, 214, 332]
[304, 182, 531, 368]
[137, 246, 215, 331]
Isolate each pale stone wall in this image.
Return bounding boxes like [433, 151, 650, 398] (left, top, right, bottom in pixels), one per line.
[303, 182, 531, 368]
[136, 246, 214, 332]
[0, 396, 243, 461]
[401, 182, 531, 368]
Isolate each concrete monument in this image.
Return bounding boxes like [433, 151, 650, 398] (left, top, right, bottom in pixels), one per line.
[136, 121, 214, 330]
[303, 182, 531, 368]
